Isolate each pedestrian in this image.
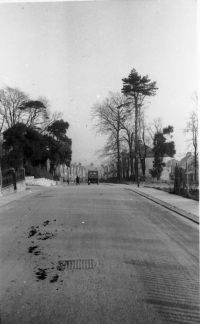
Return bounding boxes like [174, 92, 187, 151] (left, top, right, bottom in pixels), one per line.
[76, 176, 80, 185]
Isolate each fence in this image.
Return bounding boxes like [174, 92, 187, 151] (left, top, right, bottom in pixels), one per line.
[16, 168, 25, 183]
[1, 168, 25, 190]
[174, 165, 199, 200]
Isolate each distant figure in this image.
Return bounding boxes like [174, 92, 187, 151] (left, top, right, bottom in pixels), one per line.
[76, 176, 80, 185]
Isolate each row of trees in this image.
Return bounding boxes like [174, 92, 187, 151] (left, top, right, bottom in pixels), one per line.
[92, 68, 176, 183]
[0, 86, 72, 177]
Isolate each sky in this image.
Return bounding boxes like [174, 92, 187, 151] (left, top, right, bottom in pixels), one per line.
[0, 0, 198, 165]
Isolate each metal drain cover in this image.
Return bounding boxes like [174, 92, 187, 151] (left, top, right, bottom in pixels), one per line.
[57, 259, 96, 271]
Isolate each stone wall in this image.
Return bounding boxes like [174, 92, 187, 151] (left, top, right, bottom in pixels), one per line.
[25, 176, 57, 187]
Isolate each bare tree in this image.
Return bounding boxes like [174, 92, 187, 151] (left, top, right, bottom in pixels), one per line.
[100, 133, 118, 158]
[120, 110, 135, 178]
[20, 99, 49, 129]
[147, 117, 163, 143]
[0, 87, 54, 133]
[0, 87, 29, 132]
[92, 92, 131, 181]
[40, 111, 63, 134]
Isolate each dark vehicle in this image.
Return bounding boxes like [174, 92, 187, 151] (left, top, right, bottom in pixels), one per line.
[88, 170, 98, 184]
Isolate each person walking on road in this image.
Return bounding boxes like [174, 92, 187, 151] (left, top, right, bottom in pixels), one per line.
[76, 176, 80, 185]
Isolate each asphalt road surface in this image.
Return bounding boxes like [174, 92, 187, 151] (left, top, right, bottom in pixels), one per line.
[0, 184, 199, 323]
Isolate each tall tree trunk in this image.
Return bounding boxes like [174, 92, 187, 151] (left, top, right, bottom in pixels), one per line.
[116, 123, 121, 182]
[128, 141, 134, 179]
[134, 97, 139, 186]
[130, 152, 134, 178]
[127, 157, 130, 179]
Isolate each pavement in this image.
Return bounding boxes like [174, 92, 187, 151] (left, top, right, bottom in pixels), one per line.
[125, 184, 199, 224]
[0, 186, 44, 208]
[0, 183, 199, 224]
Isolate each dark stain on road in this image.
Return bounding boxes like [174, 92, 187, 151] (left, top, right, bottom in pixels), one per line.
[27, 221, 56, 241]
[28, 219, 57, 238]
[27, 222, 58, 281]
[43, 220, 50, 226]
[34, 250, 41, 255]
[28, 246, 38, 253]
[50, 274, 59, 283]
[35, 268, 48, 280]
[28, 226, 38, 237]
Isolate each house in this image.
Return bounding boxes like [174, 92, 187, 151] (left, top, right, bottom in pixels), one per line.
[120, 145, 173, 181]
[165, 158, 179, 180]
[178, 152, 198, 185]
[138, 145, 172, 181]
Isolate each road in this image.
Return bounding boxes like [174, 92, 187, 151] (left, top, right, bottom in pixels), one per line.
[0, 184, 199, 323]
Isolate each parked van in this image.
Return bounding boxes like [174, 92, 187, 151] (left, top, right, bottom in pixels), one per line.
[88, 170, 98, 184]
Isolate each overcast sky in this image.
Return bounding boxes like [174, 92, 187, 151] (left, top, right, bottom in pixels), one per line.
[0, 0, 197, 165]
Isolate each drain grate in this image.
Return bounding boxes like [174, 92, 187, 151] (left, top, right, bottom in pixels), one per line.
[57, 259, 96, 271]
